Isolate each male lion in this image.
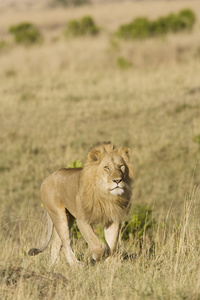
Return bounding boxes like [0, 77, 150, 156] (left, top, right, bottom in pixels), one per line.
[28, 141, 133, 265]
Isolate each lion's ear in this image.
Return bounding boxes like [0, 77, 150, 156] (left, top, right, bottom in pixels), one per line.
[87, 150, 101, 163]
[118, 147, 131, 163]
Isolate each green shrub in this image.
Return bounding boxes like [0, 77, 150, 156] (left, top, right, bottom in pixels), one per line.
[117, 56, 132, 70]
[9, 22, 42, 44]
[178, 9, 196, 30]
[116, 8, 195, 40]
[121, 205, 156, 240]
[71, 204, 155, 245]
[64, 16, 99, 37]
[68, 160, 83, 168]
[117, 17, 152, 40]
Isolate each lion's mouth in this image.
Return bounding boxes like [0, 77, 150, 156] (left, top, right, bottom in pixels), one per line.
[110, 186, 124, 196]
[110, 186, 123, 191]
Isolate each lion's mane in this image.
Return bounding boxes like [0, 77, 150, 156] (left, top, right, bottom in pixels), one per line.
[79, 142, 133, 226]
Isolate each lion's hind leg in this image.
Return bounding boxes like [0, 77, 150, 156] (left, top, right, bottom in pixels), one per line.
[47, 205, 79, 266]
[51, 210, 75, 265]
[50, 228, 62, 264]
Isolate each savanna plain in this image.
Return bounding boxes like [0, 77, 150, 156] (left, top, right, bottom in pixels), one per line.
[0, 1, 200, 299]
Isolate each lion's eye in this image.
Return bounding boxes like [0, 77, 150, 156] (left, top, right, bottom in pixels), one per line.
[104, 166, 110, 171]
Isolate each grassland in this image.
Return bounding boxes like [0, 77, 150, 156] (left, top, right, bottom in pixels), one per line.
[0, 1, 200, 299]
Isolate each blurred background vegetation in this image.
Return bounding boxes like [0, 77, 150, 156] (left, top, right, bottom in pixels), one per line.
[0, 1, 200, 299]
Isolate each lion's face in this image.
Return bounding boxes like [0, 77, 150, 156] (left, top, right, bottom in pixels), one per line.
[85, 143, 132, 197]
[98, 154, 128, 196]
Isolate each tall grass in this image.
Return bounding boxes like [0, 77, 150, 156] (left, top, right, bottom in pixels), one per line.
[0, 1, 200, 299]
[1, 190, 200, 299]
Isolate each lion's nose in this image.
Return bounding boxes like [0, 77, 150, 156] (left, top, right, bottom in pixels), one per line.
[113, 179, 122, 184]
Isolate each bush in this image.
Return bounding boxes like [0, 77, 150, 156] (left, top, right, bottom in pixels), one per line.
[51, 0, 90, 6]
[117, 17, 152, 40]
[68, 160, 83, 168]
[116, 8, 195, 40]
[178, 9, 196, 30]
[64, 16, 99, 37]
[121, 205, 156, 240]
[71, 204, 155, 244]
[9, 22, 42, 44]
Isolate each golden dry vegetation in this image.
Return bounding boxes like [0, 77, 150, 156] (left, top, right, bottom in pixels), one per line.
[0, 1, 200, 299]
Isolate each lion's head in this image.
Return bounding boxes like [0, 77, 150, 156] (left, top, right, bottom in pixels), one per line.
[80, 142, 133, 225]
[86, 141, 133, 197]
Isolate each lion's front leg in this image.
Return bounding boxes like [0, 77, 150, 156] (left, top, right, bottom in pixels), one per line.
[77, 219, 107, 261]
[104, 222, 120, 256]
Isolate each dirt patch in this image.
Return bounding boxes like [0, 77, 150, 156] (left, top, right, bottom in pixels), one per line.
[0, 265, 68, 298]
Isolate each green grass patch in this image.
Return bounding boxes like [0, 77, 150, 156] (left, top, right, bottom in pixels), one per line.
[5, 69, 17, 77]
[193, 134, 200, 145]
[0, 40, 9, 51]
[117, 56, 132, 70]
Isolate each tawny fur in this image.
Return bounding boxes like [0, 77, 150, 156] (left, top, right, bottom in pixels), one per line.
[28, 141, 133, 265]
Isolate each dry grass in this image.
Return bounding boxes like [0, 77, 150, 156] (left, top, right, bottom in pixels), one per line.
[0, 1, 200, 299]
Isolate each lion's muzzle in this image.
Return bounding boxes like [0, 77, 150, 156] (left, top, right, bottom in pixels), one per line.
[110, 179, 125, 196]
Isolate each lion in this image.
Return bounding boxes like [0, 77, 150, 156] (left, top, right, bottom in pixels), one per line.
[28, 141, 133, 265]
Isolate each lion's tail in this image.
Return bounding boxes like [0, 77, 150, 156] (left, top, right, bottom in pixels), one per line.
[28, 212, 53, 256]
